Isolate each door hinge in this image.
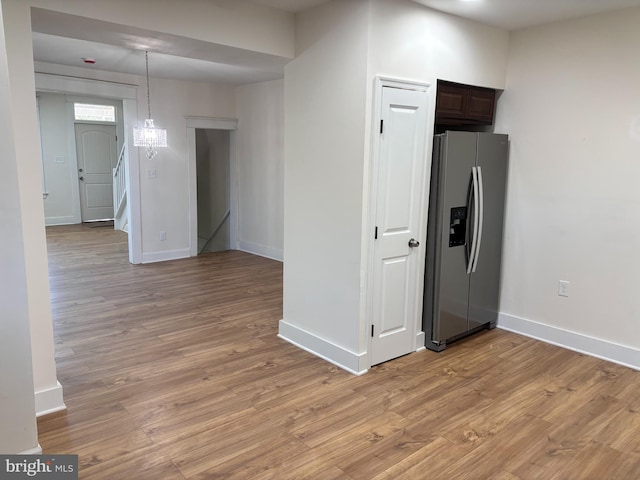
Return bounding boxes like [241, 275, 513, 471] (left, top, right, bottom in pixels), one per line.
[374, 226, 378, 239]
[371, 325, 374, 337]
[380, 119, 384, 134]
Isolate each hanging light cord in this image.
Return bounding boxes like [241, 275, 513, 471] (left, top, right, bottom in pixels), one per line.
[145, 50, 151, 119]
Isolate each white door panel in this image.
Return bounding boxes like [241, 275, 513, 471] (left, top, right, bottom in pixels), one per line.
[370, 85, 429, 366]
[379, 256, 410, 335]
[75, 124, 117, 221]
[85, 184, 113, 208]
[382, 105, 419, 230]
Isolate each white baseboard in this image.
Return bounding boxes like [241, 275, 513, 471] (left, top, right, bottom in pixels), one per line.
[278, 320, 367, 375]
[35, 381, 66, 417]
[20, 445, 43, 455]
[239, 240, 283, 262]
[142, 248, 190, 264]
[498, 313, 640, 371]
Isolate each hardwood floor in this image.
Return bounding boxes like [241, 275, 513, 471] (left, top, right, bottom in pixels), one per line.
[39, 224, 640, 479]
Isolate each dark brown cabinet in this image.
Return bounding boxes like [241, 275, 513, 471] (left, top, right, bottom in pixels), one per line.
[436, 80, 496, 126]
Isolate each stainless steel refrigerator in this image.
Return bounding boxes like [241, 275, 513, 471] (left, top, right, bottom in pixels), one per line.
[423, 131, 509, 351]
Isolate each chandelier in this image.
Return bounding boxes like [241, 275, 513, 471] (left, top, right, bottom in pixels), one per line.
[133, 51, 167, 159]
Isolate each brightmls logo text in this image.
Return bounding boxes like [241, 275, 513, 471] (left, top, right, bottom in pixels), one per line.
[0, 455, 77, 479]
[5, 458, 52, 476]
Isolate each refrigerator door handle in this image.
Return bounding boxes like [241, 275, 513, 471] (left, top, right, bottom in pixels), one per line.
[466, 166, 480, 275]
[471, 166, 484, 273]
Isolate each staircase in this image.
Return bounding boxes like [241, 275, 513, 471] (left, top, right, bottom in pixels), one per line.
[112, 144, 128, 232]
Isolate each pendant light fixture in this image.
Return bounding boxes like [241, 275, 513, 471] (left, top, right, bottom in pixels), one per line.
[133, 50, 167, 159]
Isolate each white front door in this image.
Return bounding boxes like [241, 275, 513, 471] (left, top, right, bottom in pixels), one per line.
[75, 124, 117, 221]
[370, 85, 430, 366]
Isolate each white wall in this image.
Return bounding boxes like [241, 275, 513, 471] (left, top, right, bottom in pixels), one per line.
[196, 129, 230, 253]
[39, 92, 75, 224]
[2, 0, 60, 416]
[368, 0, 509, 88]
[137, 76, 236, 262]
[0, 1, 40, 454]
[236, 79, 284, 261]
[495, 8, 640, 367]
[280, 0, 370, 370]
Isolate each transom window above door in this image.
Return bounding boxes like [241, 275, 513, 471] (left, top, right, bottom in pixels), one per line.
[73, 103, 116, 123]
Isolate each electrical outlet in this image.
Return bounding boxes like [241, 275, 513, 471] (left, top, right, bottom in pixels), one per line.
[159, 231, 167, 241]
[558, 280, 570, 297]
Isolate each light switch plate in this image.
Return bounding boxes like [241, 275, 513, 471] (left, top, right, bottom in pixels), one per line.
[558, 280, 570, 297]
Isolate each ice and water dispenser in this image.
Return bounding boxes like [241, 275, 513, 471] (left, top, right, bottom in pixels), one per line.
[448, 206, 467, 247]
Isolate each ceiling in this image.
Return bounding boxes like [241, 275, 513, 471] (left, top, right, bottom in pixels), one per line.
[31, 0, 640, 85]
[31, 7, 288, 85]
[251, 0, 329, 11]
[413, 0, 640, 31]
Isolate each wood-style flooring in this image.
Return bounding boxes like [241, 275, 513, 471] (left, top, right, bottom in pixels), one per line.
[39, 224, 640, 479]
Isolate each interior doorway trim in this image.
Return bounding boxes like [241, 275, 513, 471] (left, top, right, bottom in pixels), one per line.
[186, 116, 239, 257]
[35, 72, 142, 264]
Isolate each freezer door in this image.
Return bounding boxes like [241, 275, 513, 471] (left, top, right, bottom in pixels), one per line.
[432, 131, 476, 342]
[423, 136, 443, 344]
[468, 133, 508, 330]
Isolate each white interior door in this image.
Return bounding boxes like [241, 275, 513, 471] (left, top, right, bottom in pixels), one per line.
[370, 85, 429, 366]
[75, 123, 117, 221]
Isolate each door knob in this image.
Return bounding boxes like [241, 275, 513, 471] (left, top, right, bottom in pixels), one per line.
[79, 176, 84, 181]
[408, 238, 420, 248]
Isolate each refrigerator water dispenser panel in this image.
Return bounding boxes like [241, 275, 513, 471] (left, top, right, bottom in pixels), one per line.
[449, 206, 467, 247]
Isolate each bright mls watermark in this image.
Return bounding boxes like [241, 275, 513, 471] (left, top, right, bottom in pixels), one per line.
[0, 455, 77, 479]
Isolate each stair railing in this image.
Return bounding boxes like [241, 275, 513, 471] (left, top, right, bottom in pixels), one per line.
[113, 144, 126, 219]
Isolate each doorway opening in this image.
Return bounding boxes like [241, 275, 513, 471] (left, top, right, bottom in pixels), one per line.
[187, 117, 238, 257]
[196, 129, 231, 254]
[37, 93, 125, 228]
